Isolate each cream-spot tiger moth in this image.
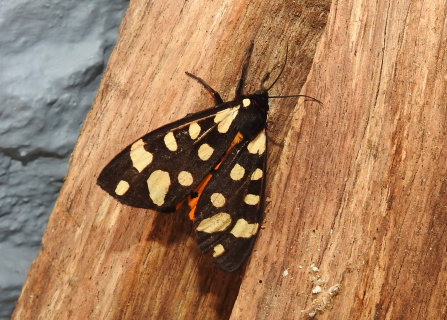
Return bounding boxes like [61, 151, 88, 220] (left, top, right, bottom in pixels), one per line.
[97, 42, 321, 272]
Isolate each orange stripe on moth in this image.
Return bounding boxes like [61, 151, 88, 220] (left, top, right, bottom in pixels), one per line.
[214, 131, 244, 170]
[188, 132, 244, 221]
[188, 173, 212, 221]
[175, 199, 185, 211]
[229, 132, 244, 150]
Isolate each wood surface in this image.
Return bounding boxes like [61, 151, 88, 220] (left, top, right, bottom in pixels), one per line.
[12, 0, 447, 319]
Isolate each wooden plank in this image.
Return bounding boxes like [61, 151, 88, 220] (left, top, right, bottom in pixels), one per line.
[11, 0, 329, 319]
[231, 0, 447, 319]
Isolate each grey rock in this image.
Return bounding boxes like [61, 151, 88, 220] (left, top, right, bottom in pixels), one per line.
[0, 0, 129, 318]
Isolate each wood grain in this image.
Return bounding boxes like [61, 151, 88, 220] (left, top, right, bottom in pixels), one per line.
[12, 0, 329, 319]
[13, 0, 447, 319]
[231, 0, 447, 319]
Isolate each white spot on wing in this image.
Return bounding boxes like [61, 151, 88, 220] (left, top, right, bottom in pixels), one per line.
[196, 212, 232, 233]
[178, 171, 193, 186]
[251, 168, 263, 180]
[230, 163, 245, 181]
[213, 244, 225, 258]
[247, 129, 266, 155]
[147, 170, 171, 206]
[210, 193, 225, 207]
[164, 132, 178, 151]
[115, 180, 130, 195]
[189, 122, 201, 140]
[230, 219, 259, 238]
[242, 99, 250, 107]
[130, 139, 153, 172]
[198, 143, 214, 161]
[214, 106, 240, 133]
[244, 194, 260, 205]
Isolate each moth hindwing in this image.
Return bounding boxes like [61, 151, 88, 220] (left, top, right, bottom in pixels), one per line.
[98, 41, 315, 272]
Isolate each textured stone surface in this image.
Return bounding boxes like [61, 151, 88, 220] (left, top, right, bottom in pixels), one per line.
[0, 1, 128, 318]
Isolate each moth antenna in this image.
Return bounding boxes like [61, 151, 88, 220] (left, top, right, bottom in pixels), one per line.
[270, 94, 323, 105]
[263, 41, 322, 104]
[260, 72, 270, 91]
[261, 42, 290, 92]
[235, 41, 255, 97]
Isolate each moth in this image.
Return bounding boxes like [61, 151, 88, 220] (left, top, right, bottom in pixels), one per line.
[97, 42, 320, 272]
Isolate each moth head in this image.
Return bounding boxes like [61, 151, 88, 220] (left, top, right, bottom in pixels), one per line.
[249, 71, 273, 108]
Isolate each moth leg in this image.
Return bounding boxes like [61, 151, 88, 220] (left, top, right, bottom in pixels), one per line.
[235, 41, 254, 98]
[185, 72, 224, 105]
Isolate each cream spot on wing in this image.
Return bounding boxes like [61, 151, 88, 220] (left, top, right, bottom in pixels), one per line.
[251, 168, 263, 180]
[115, 180, 130, 196]
[198, 143, 214, 161]
[147, 170, 171, 206]
[210, 193, 225, 208]
[242, 98, 251, 107]
[244, 194, 260, 205]
[247, 129, 266, 155]
[230, 163, 245, 181]
[164, 132, 178, 151]
[214, 106, 240, 133]
[189, 122, 201, 140]
[130, 139, 153, 172]
[230, 219, 259, 238]
[178, 171, 193, 186]
[213, 244, 225, 258]
[196, 212, 232, 233]
[214, 106, 238, 123]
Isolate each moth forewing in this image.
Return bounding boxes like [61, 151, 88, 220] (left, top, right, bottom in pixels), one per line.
[193, 124, 268, 272]
[97, 100, 244, 212]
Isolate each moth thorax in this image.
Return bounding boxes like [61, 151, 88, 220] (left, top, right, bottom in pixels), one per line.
[239, 112, 267, 141]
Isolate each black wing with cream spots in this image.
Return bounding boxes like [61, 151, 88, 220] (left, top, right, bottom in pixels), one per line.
[97, 101, 243, 212]
[96, 40, 318, 272]
[193, 128, 267, 272]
